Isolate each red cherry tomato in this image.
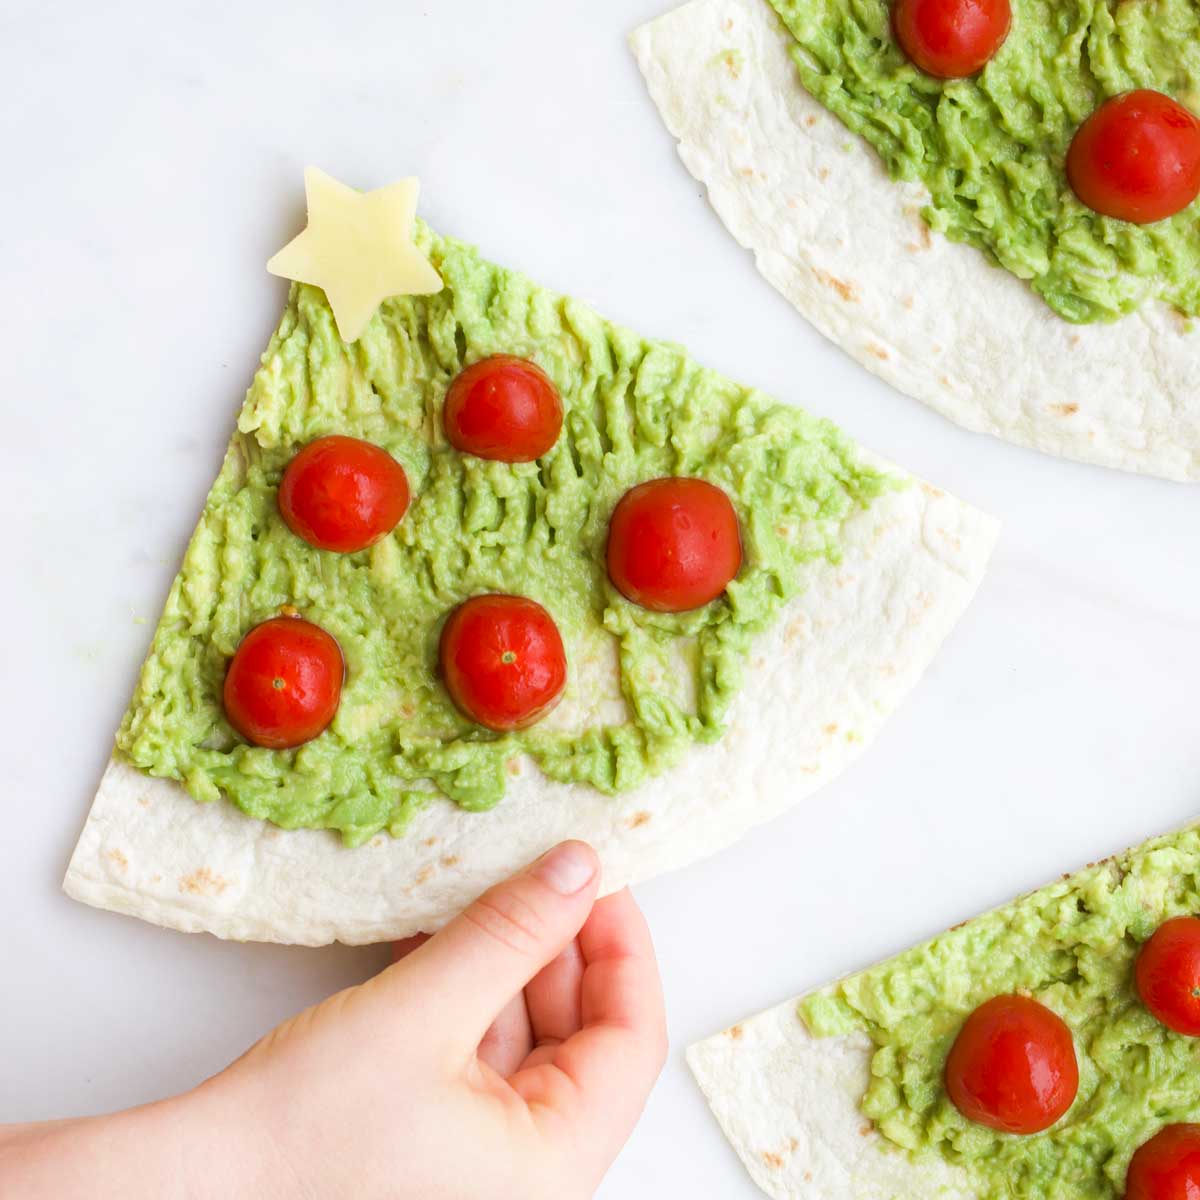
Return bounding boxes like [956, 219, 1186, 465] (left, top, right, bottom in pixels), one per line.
[223, 616, 344, 749]
[443, 356, 563, 463]
[606, 477, 742, 613]
[1067, 90, 1200, 224]
[944, 994, 1078, 1134]
[893, 0, 1011, 79]
[278, 435, 410, 554]
[439, 595, 567, 732]
[1126, 1125, 1200, 1200]
[1136, 916, 1200, 1036]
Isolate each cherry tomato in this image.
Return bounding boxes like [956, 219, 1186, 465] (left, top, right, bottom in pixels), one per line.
[944, 994, 1078, 1134]
[439, 594, 567, 732]
[606, 477, 742, 613]
[893, 0, 1011, 79]
[443, 356, 563, 463]
[1067, 90, 1200, 224]
[223, 616, 344, 749]
[278, 435, 410, 554]
[1136, 916, 1200, 1036]
[1126, 1125, 1200, 1200]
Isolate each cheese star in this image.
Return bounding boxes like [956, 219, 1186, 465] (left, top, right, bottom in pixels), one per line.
[267, 167, 443, 343]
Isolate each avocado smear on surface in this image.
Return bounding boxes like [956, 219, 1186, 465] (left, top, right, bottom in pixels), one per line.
[118, 227, 888, 846]
[767, 0, 1200, 323]
[801, 826, 1200, 1199]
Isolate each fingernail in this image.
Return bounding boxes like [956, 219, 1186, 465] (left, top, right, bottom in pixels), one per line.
[531, 841, 597, 895]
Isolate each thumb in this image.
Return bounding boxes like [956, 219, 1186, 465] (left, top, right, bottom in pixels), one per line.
[391, 840, 600, 1053]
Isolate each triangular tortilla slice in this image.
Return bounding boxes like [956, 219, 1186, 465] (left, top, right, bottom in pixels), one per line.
[64, 229, 997, 946]
[631, 0, 1200, 481]
[687, 819, 1200, 1199]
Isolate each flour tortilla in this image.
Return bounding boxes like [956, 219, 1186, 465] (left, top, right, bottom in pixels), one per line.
[687, 820, 1200, 1200]
[688, 993, 976, 1199]
[65, 455, 995, 945]
[631, 0, 1200, 482]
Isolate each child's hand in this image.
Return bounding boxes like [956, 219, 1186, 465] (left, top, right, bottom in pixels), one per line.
[203, 839, 666, 1198]
[1, 840, 666, 1200]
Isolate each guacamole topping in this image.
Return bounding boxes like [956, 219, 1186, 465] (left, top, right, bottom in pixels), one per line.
[767, 0, 1200, 322]
[801, 826, 1200, 1199]
[118, 226, 887, 845]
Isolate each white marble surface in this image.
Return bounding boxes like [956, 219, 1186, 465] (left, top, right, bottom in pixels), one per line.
[2, 1, 1198, 1195]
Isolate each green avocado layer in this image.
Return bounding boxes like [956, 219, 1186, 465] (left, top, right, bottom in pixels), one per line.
[801, 826, 1200, 1199]
[117, 226, 887, 845]
[768, 0, 1200, 322]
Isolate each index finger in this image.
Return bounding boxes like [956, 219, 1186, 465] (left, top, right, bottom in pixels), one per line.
[577, 888, 666, 1043]
[510, 889, 667, 1150]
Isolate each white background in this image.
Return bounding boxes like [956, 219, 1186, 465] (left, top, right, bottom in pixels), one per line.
[3, 1, 1198, 1195]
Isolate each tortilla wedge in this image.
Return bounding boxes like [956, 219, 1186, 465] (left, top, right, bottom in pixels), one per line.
[631, 0, 1200, 481]
[687, 819, 1200, 1199]
[64, 235, 996, 946]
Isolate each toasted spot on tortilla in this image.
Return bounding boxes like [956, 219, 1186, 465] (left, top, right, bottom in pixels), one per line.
[179, 867, 229, 897]
[937, 527, 963, 550]
[804, 1172, 814, 1183]
[788, 1138, 799, 1152]
[762, 1151, 785, 1170]
[804, 114, 818, 127]
[818, 167, 830, 181]
[939, 374, 952, 387]
[628, 811, 652, 829]
[261, 827, 279, 840]
[423, 837, 438, 848]
[903, 294, 915, 309]
[921, 483, 945, 498]
[441, 855, 460, 868]
[151, 873, 162, 884]
[137, 795, 151, 808]
[1069, 333, 1082, 347]
[866, 342, 889, 360]
[723, 16, 733, 30]
[784, 615, 810, 644]
[814, 269, 859, 303]
[728, 1024, 744, 1040]
[716, 49, 742, 79]
[824, 723, 839, 735]
[860, 1124, 873, 1137]
[370, 836, 385, 848]
[1049, 402, 1080, 417]
[786, 196, 799, 209]
[107, 849, 128, 871]
[415, 866, 434, 886]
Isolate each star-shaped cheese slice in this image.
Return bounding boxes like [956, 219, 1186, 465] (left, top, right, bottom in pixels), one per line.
[267, 167, 443, 343]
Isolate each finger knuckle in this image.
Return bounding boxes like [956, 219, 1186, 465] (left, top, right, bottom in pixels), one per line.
[465, 886, 546, 957]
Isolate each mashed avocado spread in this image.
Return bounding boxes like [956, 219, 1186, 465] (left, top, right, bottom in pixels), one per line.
[801, 826, 1200, 1199]
[768, 0, 1200, 322]
[118, 227, 887, 846]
